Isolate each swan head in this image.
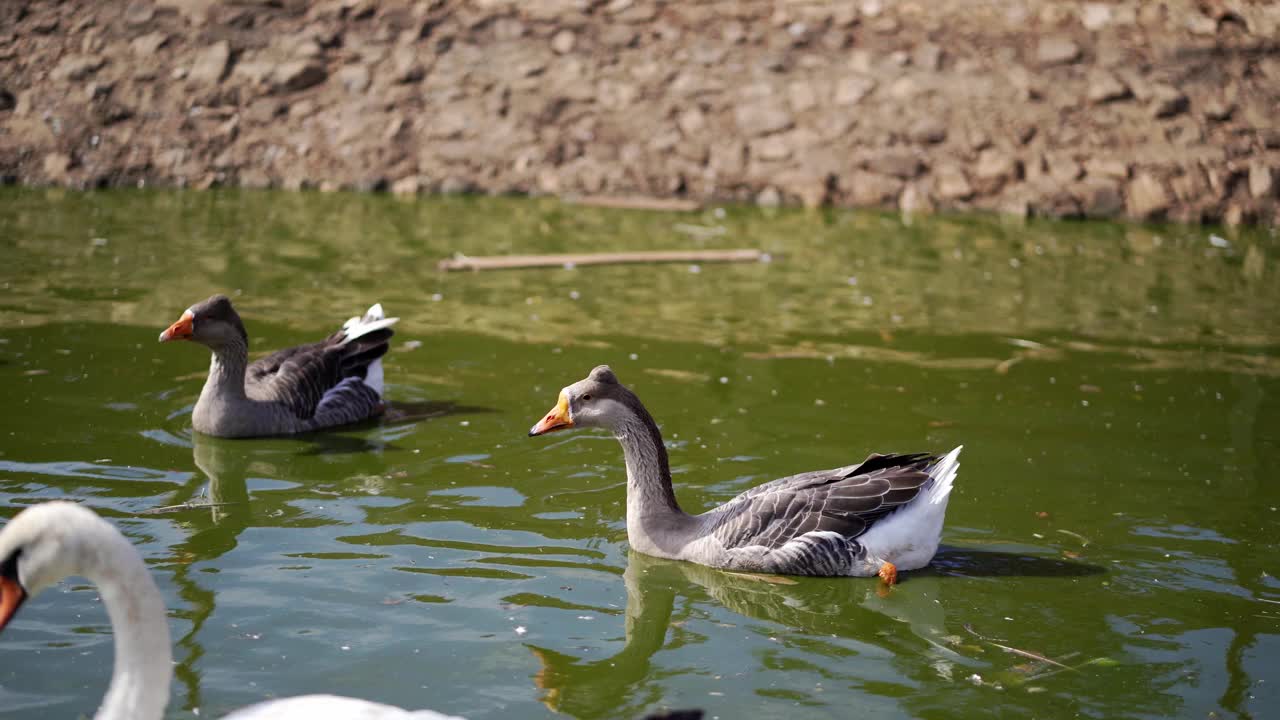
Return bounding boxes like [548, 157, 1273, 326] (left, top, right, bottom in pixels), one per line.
[529, 365, 636, 436]
[159, 294, 249, 349]
[0, 502, 115, 632]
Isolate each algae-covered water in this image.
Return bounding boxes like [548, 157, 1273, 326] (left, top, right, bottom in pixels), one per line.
[1, 188, 1277, 719]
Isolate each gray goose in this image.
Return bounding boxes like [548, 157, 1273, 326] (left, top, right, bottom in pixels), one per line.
[528, 366, 963, 583]
[159, 295, 398, 438]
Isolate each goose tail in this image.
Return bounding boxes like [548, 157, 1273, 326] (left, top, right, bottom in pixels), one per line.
[340, 302, 400, 345]
[927, 445, 962, 504]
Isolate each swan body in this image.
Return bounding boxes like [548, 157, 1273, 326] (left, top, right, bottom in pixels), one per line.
[0, 502, 462, 720]
[159, 295, 399, 438]
[529, 365, 962, 581]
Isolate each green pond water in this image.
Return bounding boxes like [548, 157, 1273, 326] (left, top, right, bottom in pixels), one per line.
[0, 188, 1278, 720]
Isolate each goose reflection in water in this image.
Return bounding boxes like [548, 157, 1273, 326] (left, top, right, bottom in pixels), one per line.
[529, 548, 1104, 716]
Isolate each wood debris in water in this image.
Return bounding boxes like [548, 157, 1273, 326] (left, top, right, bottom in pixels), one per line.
[567, 194, 702, 212]
[438, 249, 767, 272]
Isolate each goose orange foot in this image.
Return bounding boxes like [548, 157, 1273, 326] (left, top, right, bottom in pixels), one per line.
[877, 561, 898, 586]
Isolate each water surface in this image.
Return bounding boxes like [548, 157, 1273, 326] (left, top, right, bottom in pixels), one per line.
[1, 189, 1277, 719]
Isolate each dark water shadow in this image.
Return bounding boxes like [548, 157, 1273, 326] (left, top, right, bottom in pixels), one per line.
[290, 400, 498, 456]
[383, 399, 499, 423]
[918, 545, 1105, 579]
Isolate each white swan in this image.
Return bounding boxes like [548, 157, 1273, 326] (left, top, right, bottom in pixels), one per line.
[0, 502, 462, 720]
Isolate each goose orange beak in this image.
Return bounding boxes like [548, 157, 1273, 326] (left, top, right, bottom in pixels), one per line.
[159, 310, 194, 342]
[529, 393, 573, 436]
[0, 575, 27, 632]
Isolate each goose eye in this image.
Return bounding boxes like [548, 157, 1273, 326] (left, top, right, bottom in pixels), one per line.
[581, 393, 592, 402]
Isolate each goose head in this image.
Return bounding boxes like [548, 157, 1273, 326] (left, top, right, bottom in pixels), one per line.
[0, 502, 107, 631]
[159, 294, 249, 349]
[529, 365, 635, 436]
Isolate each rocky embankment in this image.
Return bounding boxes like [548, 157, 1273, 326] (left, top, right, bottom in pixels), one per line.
[2, 0, 1279, 225]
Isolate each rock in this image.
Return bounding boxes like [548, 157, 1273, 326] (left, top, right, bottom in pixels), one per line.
[755, 186, 782, 207]
[841, 170, 902, 207]
[1031, 185, 1082, 218]
[734, 102, 793, 136]
[1202, 98, 1234, 122]
[1186, 13, 1218, 35]
[275, 60, 327, 93]
[391, 47, 425, 83]
[677, 108, 705, 136]
[914, 43, 944, 71]
[1126, 172, 1170, 220]
[51, 55, 105, 82]
[834, 76, 875, 106]
[1045, 153, 1083, 183]
[1084, 157, 1130, 180]
[899, 182, 935, 214]
[336, 64, 370, 92]
[907, 118, 947, 145]
[0, 90, 14, 112]
[934, 164, 973, 200]
[1087, 70, 1130, 104]
[751, 135, 792, 162]
[1150, 85, 1188, 118]
[1037, 36, 1081, 66]
[390, 175, 421, 195]
[868, 151, 924, 179]
[1250, 162, 1275, 199]
[1074, 180, 1125, 217]
[974, 149, 1022, 190]
[131, 32, 169, 56]
[124, 1, 155, 27]
[551, 30, 575, 54]
[788, 80, 818, 112]
[708, 141, 746, 179]
[43, 152, 72, 180]
[776, 171, 830, 209]
[188, 41, 230, 86]
[1081, 3, 1113, 31]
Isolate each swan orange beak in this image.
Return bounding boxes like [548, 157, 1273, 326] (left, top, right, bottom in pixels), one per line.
[529, 393, 573, 436]
[159, 310, 194, 342]
[0, 575, 27, 632]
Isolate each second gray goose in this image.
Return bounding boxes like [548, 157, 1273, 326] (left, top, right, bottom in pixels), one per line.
[159, 295, 398, 438]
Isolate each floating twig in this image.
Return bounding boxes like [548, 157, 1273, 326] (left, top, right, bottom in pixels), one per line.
[1056, 528, 1092, 547]
[964, 624, 1077, 672]
[142, 501, 245, 514]
[567, 194, 702, 212]
[438, 249, 766, 272]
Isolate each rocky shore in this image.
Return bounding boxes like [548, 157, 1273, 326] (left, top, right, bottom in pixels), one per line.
[2, 0, 1278, 224]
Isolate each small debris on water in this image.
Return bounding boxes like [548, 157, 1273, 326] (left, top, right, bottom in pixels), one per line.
[514, 626, 527, 636]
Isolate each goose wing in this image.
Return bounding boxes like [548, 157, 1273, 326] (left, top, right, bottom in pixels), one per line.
[707, 453, 938, 550]
[244, 333, 350, 418]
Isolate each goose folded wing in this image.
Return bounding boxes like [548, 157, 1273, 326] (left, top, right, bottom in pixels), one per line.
[709, 453, 936, 550]
[245, 338, 346, 418]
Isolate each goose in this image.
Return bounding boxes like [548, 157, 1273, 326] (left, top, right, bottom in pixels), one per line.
[0, 501, 463, 720]
[528, 366, 963, 583]
[159, 295, 398, 438]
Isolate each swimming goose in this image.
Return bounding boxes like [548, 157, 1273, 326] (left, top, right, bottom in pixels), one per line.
[528, 366, 963, 582]
[0, 501, 462, 720]
[159, 295, 398, 438]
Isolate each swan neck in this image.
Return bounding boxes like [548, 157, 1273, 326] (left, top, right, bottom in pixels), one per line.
[89, 529, 174, 720]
